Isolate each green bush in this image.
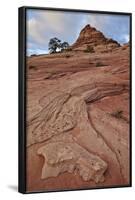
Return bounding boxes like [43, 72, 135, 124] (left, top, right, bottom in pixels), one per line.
[29, 65, 37, 70]
[61, 48, 72, 53]
[111, 110, 123, 119]
[96, 62, 105, 67]
[65, 54, 71, 58]
[64, 48, 72, 52]
[30, 54, 37, 57]
[84, 45, 94, 53]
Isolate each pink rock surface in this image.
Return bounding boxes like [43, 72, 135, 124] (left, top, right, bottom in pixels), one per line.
[26, 25, 130, 192]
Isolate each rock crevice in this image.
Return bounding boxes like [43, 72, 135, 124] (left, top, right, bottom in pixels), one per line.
[27, 80, 129, 183]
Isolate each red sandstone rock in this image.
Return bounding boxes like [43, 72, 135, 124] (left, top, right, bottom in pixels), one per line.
[26, 25, 130, 192]
[71, 24, 120, 52]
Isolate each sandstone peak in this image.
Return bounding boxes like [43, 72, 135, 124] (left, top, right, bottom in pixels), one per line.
[71, 24, 120, 52]
[81, 24, 96, 32]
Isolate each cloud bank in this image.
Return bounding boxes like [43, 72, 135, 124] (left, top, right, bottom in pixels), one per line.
[26, 9, 130, 55]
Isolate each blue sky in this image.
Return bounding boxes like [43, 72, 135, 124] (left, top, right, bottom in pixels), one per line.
[26, 9, 130, 56]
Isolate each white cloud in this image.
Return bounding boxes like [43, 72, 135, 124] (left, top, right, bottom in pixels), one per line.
[27, 10, 82, 54]
[123, 34, 129, 43]
[26, 9, 130, 55]
[27, 18, 47, 45]
[82, 14, 108, 32]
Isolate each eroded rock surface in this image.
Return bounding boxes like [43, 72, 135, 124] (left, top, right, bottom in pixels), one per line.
[26, 24, 130, 192]
[38, 141, 107, 183]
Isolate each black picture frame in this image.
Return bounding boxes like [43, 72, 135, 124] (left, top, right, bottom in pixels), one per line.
[18, 6, 132, 194]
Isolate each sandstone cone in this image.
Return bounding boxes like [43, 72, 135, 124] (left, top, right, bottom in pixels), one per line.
[71, 24, 120, 52]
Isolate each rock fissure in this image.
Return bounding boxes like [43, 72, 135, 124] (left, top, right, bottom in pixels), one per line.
[87, 109, 125, 181]
[27, 81, 129, 183]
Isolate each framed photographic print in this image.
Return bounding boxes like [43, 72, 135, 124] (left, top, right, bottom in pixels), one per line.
[19, 6, 132, 194]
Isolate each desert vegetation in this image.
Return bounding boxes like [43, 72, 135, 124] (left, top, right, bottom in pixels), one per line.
[48, 37, 69, 53]
[84, 45, 95, 53]
[96, 61, 105, 67]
